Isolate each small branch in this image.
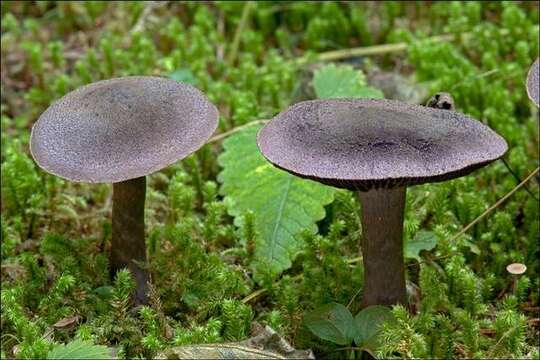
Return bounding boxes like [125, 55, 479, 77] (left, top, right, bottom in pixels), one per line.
[297, 33, 458, 65]
[446, 166, 539, 244]
[331, 347, 364, 352]
[227, 1, 255, 66]
[299, 29, 509, 65]
[130, 1, 166, 34]
[410, 166, 539, 267]
[207, 119, 268, 144]
[499, 157, 538, 201]
[241, 287, 266, 304]
[487, 324, 522, 358]
[216, 7, 225, 61]
[241, 274, 302, 304]
[449, 68, 500, 91]
[346, 286, 363, 310]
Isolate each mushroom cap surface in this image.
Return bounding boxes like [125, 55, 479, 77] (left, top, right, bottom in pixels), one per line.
[506, 263, 527, 275]
[526, 58, 539, 107]
[257, 99, 508, 190]
[30, 76, 218, 183]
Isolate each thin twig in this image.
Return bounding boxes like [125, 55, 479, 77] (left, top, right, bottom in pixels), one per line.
[241, 287, 266, 304]
[299, 29, 511, 64]
[241, 274, 302, 304]
[408, 166, 539, 267]
[449, 68, 500, 91]
[130, 1, 165, 34]
[487, 324, 522, 358]
[298, 33, 457, 65]
[331, 347, 364, 352]
[446, 166, 539, 244]
[227, 1, 255, 66]
[346, 287, 363, 310]
[216, 7, 225, 61]
[499, 157, 538, 201]
[207, 119, 268, 144]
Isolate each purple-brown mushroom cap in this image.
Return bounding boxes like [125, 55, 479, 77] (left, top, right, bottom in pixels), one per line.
[526, 58, 539, 107]
[30, 76, 219, 183]
[257, 99, 508, 191]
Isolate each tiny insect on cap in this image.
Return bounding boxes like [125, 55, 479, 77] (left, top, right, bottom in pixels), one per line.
[526, 58, 539, 107]
[30, 76, 219, 183]
[257, 99, 508, 191]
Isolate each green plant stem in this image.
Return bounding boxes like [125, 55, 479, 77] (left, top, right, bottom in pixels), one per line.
[446, 166, 539, 244]
[207, 119, 268, 144]
[487, 324, 522, 358]
[299, 30, 508, 65]
[499, 157, 538, 201]
[347, 287, 363, 310]
[298, 34, 457, 65]
[227, 1, 255, 66]
[241, 274, 302, 304]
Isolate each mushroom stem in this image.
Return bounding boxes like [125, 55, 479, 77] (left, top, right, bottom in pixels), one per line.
[358, 186, 407, 308]
[110, 176, 149, 305]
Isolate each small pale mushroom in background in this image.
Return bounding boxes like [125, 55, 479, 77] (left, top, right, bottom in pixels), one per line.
[506, 262, 527, 294]
[257, 98, 507, 308]
[526, 58, 539, 107]
[30, 76, 218, 304]
[506, 263, 527, 275]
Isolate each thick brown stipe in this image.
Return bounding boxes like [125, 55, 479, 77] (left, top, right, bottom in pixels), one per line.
[358, 187, 407, 307]
[111, 177, 148, 305]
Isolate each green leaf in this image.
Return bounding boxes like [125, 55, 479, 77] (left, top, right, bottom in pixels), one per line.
[168, 68, 197, 85]
[404, 230, 439, 261]
[353, 305, 394, 351]
[218, 125, 334, 279]
[47, 339, 113, 359]
[313, 63, 384, 99]
[462, 238, 481, 255]
[304, 303, 355, 346]
[94, 285, 113, 299]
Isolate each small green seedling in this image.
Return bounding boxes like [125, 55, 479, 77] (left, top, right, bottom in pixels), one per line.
[304, 303, 394, 358]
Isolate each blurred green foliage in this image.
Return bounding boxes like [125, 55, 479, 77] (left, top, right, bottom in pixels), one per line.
[1, 1, 538, 359]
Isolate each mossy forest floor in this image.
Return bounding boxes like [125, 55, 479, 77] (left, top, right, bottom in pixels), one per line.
[1, 2, 539, 359]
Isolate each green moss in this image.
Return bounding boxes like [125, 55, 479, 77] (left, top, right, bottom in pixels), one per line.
[1, 1, 538, 359]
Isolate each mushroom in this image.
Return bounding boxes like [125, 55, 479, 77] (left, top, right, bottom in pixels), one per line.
[256, 98, 507, 308]
[526, 58, 539, 107]
[506, 263, 527, 294]
[506, 263, 527, 275]
[30, 76, 218, 304]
